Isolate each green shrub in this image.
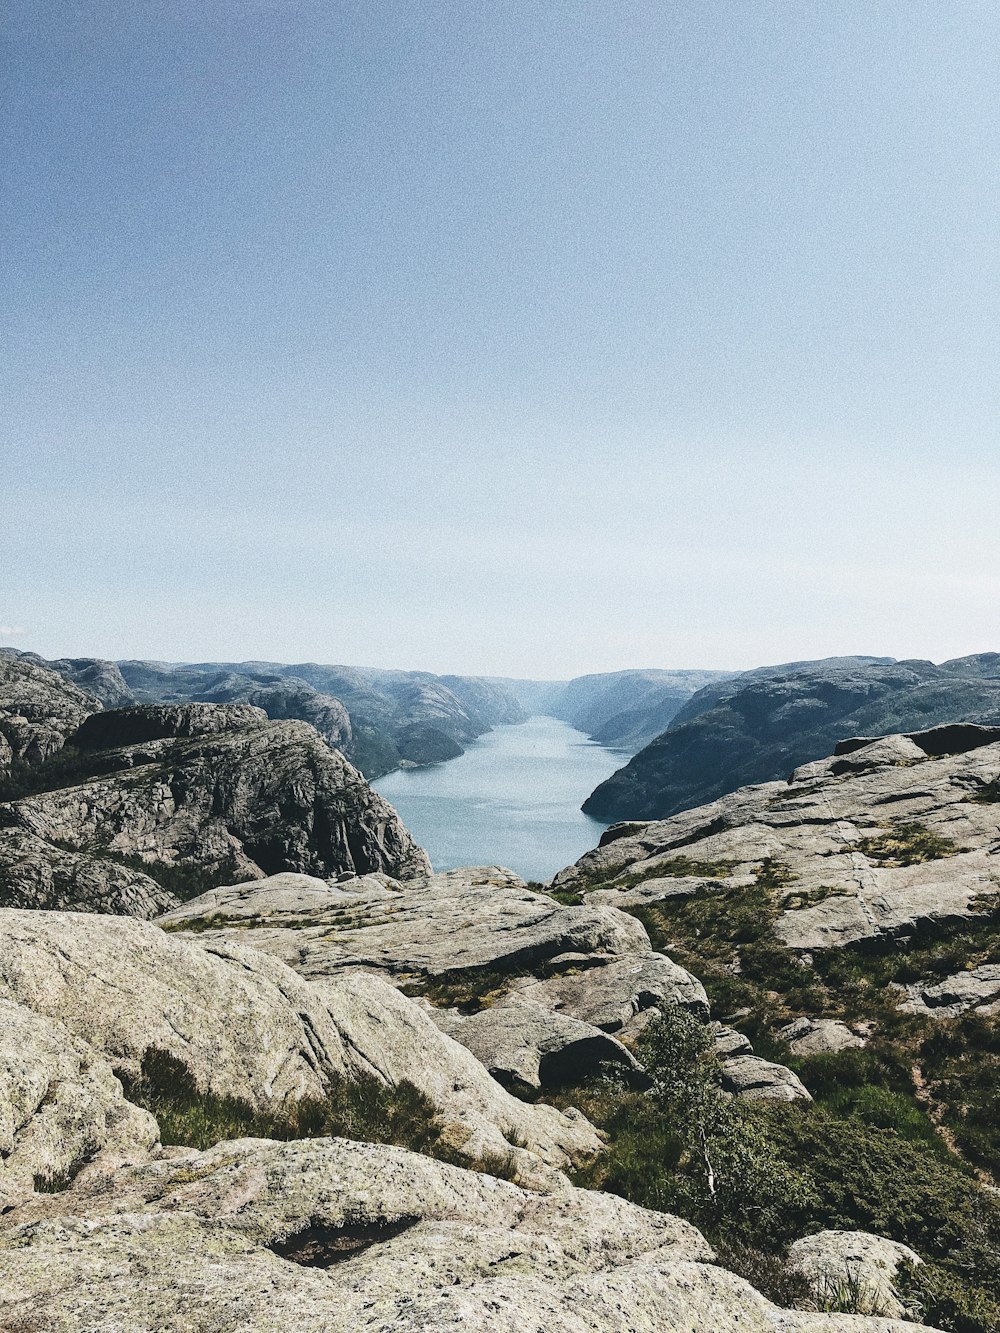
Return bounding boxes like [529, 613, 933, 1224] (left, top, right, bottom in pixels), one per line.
[122, 1046, 518, 1179]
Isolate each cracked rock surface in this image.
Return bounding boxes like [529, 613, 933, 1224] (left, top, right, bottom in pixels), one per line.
[0, 908, 599, 1194]
[0, 1136, 940, 1333]
[562, 732, 1000, 956]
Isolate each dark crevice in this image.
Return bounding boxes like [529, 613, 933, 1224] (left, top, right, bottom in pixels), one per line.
[268, 1216, 420, 1267]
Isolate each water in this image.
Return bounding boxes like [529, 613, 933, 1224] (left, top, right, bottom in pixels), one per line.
[372, 715, 628, 882]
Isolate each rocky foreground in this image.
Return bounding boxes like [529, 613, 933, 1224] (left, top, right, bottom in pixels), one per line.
[0, 897, 938, 1332]
[4, 661, 998, 1328]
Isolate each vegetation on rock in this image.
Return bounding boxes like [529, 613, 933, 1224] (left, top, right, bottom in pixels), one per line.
[560, 1005, 1000, 1332]
[123, 1046, 521, 1180]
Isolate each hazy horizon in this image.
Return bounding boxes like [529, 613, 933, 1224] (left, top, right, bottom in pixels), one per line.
[0, 638, 986, 685]
[5, 2, 998, 677]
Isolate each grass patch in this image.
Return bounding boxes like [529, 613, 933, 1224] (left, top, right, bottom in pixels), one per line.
[401, 965, 515, 1012]
[123, 1046, 520, 1180]
[624, 862, 826, 1020]
[858, 821, 962, 867]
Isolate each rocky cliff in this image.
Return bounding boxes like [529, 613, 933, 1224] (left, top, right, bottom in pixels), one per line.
[0, 702, 429, 916]
[116, 658, 529, 777]
[584, 654, 1000, 821]
[0, 651, 100, 777]
[10, 651, 134, 708]
[2, 672, 997, 1329]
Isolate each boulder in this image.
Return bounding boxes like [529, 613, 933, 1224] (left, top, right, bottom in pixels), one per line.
[511, 953, 709, 1033]
[899, 962, 1000, 1018]
[440, 1000, 641, 1094]
[778, 1017, 865, 1057]
[720, 1055, 811, 1103]
[711, 1023, 753, 1058]
[786, 1229, 922, 1320]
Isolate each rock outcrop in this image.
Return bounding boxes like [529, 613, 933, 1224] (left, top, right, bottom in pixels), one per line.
[158, 866, 651, 986]
[0, 997, 158, 1200]
[0, 908, 600, 1194]
[195, 675, 353, 754]
[510, 951, 709, 1034]
[11, 651, 135, 708]
[786, 1230, 923, 1320]
[584, 654, 1000, 822]
[898, 963, 1000, 1019]
[0, 652, 98, 777]
[431, 999, 642, 1095]
[0, 1134, 940, 1333]
[564, 729, 1000, 957]
[157, 870, 811, 1104]
[0, 827, 177, 917]
[549, 668, 734, 750]
[1, 706, 429, 914]
[117, 658, 529, 778]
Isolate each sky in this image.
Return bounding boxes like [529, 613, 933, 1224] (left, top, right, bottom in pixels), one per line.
[2, 1, 999, 678]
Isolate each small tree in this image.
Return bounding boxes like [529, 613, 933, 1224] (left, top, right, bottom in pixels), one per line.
[639, 1005, 816, 1247]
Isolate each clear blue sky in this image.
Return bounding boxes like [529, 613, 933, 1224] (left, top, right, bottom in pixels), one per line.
[3, 1, 998, 676]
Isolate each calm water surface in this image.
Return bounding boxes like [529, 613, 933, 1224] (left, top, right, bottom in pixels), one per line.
[373, 715, 628, 882]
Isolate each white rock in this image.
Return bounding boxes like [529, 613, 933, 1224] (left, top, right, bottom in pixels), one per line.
[786, 1229, 922, 1319]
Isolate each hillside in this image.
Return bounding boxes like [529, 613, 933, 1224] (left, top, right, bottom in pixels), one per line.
[584, 655, 1000, 821]
[549, 667, 735, 749]
[0, 667, 428, 916]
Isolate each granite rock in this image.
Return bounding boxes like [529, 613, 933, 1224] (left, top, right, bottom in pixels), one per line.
[786, 1230, 923, 1320]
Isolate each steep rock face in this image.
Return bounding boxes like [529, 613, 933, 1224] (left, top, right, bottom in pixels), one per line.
[0, 652, 98, 776]
[194, 675, 353, 754]
[74, 701, 268, 748]
[3, 710, 429, 903]
[119, 658, 530, 778]
[0, 1135, 940, 1333]
[11, 652, 135, 708]
[0, 828, 176, 918]
[0, 909, 599, 1189]
[584, 655, 1000, 822]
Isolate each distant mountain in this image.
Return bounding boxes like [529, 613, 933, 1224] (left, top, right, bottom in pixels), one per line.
[550, 669, 735, 750]
[116, 659, 528, 778]
[583, 654, 1000, 822]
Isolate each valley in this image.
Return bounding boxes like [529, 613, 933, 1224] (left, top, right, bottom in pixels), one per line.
[1, 645, 999, 1331]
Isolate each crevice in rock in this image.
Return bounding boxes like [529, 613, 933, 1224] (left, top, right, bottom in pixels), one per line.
[267, 1216, 420, 1267]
